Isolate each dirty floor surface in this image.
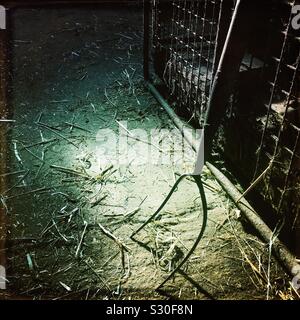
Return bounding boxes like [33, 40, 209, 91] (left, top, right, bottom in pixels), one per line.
[0, 6, 290, 300]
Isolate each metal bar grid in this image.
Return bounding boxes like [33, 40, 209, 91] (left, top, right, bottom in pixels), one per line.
[149, 0, 300, 248]
[251, 1, 300, 227]
[151, 0, 235, 126]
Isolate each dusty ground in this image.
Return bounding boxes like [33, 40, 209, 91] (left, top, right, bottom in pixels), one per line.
[0, 5, 293, 300]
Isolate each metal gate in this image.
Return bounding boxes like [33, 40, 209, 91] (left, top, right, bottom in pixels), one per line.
[150, 0, 236, 125]
[146, 0, 300, 254]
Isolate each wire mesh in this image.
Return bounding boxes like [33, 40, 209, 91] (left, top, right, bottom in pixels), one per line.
[151, 0, 235, 125]
[251, 0, 300, 233]
[149, 0, 300, 247]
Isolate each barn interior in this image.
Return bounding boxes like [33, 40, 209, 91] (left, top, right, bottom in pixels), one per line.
[0, 0, 299, 300]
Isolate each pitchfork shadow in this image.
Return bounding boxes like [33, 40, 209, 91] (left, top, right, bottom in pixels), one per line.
[131, 237, 215, 300]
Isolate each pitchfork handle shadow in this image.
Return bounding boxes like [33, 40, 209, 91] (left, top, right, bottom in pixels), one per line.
[130, 174, 208, 291]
